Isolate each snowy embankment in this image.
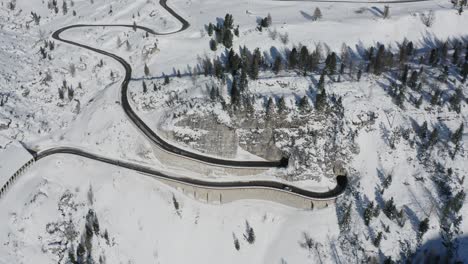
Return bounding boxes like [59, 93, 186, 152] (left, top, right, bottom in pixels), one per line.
[0, 137, 32, 187]
[0, 155, 339, 264]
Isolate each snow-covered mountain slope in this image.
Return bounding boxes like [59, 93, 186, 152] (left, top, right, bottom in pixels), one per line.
[0, 0, 467, 263]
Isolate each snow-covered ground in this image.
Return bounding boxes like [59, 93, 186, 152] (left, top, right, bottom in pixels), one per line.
[0, 0, 467, 262]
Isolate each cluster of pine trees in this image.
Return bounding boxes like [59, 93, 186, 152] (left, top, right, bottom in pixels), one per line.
[207, 13, 239, 50]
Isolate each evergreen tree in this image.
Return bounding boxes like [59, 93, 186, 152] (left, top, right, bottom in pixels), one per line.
[427, 127, 439, 147]
[430, 89, 441, 106]
[451, 123, 464, 145]
[313, 7, 322, 20]
[373, 232, 383, 247]
[299, 46, 309, 69]
[277, 96, 287, 114]
[223, 29, 233, 48]
[209, 39, 217, 51]
[273, 56, 282, 75]
[401, 65, 409, 85]
[210, 86, 217, 101]
[383, 5, 390, 19]
[298, 96, 310, 112]
[315, 86, 327, 111]
[62, 0, 68, 15]
[164, 75, 170, 85]
[207, 23, 214, 36]
[429, 48, 438, 65]
[144, 63, 150, 76]
[357, 68, 362, 81]
[325, 52, 337, 75]
[419, 121, 428, 140]
[318, 71, 325, 90]
[288, 48, 298, 69]
[224, 13, 234, 29]
[230, 79, 240, 106]
[417, 218, 429, 242]
[243, 221, 256, 244]
[453, 48, 459, 64]
[250, 48, 261, 79]
[364, 201, 375, 226]
[374, 45, 385, 75]
[266, 97, 276, 119]
[461, 62, 468, 83]
[383, 197, 397, 220]
[416, 95, 423, 109]
[142, 81, 147, 93]
[239, 68, 248, 92]
[408, 70, 418, 89]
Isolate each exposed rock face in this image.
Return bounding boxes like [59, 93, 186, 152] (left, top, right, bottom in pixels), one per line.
[160, 114, 284, 161]
[237, 128, 283, 160]
[174, 116, 238, 158]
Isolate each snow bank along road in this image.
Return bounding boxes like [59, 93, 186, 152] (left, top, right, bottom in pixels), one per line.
[1, 0, 347, 208]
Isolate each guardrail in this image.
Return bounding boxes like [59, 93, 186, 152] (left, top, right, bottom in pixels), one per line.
[0, 158, 35, 199]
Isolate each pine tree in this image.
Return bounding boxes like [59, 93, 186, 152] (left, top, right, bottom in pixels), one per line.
[224, 13, 234, 29]
[461, 62, 468, 83]
[164, 75, 170, 85]
[288, 48, 298, 69]
[383, 197, 397, 220]
[427, 127, 439, 147]
[318, 72, 325, 90]
[313, 7, 322, 20]
[299, 46, 309, 69]
[244, 221, 256, 244]
[373, 232, 383, 247]
[144, 63, 150, 76]
[273, 56, 282, 75]
[401, 65, 409, 85]
[142, 81, 147, 93]
[298, 96, 310, 112]
[416, 95, 423, 109]
[419, 121, 428, 139]
[230, 80, 240, 106]
[62, 0, 68, 15]
[250, 48, 261, 80]
[266, 97, 276, 119]
[210, 86, 217, 101]
[209, 39, 217, 51]
[429, 48, 438, 65]
[383, 5, 390, 19]
[325, 52, 337, 75]
[374, 45, 385, 75]
[409, 70, 418, 89]
[453, 47, 459, 64]
[207, 23, 214, 36]
[430, 89, 441, 106]
[364, 201, 375, 226]
[451, 123, 464, 145]
[357, 68, 362, 81]
[277, 96, 287, 114]
[222, 29, 233, 48]
[417, 218, 429, 242]
[315, 86, 327, 111]
[239, 68, 248, 92]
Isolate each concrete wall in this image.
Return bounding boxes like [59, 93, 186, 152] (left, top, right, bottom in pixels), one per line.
[151, 145, 271, 176]
[155, 176, 336, 210]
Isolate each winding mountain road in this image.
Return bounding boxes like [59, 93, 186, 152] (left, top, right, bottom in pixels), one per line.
[1, 0, 347, 207]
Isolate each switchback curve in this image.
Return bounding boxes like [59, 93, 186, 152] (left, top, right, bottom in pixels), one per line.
[51, 1, 288, 169]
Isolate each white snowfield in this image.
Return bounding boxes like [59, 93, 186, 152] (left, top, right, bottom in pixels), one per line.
[0, 0, 467, 263]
